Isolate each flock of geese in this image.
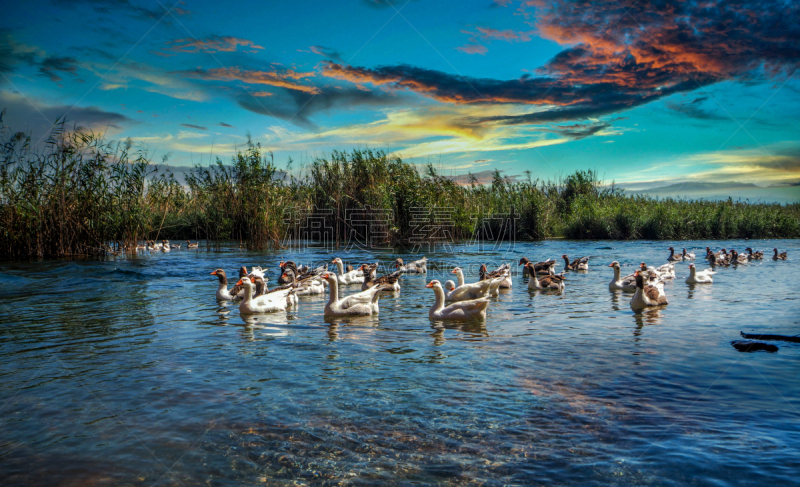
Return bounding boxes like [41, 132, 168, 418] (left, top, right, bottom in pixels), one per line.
[210, 246, 789, 321]
[135, 240, 199, 252]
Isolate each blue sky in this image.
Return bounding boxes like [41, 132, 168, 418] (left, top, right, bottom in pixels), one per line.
[2, 0, 799, 194]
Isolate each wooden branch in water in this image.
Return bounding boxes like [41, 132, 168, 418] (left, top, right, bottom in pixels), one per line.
[731, 340, 779, 353]
[740, 331, 800, 343]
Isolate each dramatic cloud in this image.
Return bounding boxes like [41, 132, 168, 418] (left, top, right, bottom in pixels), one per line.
[322, 0, 800, 125]
[180, 123, 207, 130]
[236, 86, 402, 129]
[164, 36, 264, 54]
[455, 44, 488, 55]
[309, 45, 343, 61]
[180, 66, 320, 94]
[0, 29, 40, 77]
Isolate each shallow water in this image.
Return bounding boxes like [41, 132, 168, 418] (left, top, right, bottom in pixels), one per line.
[1, 240, 799, 486]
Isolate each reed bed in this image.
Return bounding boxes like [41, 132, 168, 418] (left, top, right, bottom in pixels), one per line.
[1, 118, 798, 259]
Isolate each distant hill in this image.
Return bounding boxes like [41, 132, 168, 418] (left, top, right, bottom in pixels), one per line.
[621, 180, 799, 204]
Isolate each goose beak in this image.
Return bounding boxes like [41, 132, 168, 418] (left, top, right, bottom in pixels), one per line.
[235, 279, 243, 286]
[425, 282, 434, 288]
[322, 273, 330, 279]
[210, 271, 217, 275]
[607, 264, 613, 267]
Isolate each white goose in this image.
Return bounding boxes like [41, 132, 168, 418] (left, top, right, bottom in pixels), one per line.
[451, 266, 503, 297]
[426, 280, 489, 321]
[608, 261, 636, 291]
[394, 257, 428, 274]
[685, 264, 714, 284]
[321, 272, 386, 316]
[640, 262, 675, 281]
[331, 258, 364, 284]
[443, 275, 503, 302]
[526, 263, 565, 291]
[236, 277, 293, 314]
[630, 271, 669, 308]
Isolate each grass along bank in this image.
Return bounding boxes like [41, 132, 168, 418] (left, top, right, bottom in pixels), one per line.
[1, 118, 798, 258]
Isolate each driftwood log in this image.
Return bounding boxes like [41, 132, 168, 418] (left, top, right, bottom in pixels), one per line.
[740, 331, 800, 343]
[731, 340, 779, 353]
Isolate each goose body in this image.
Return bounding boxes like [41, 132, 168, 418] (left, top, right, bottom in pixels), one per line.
[773, 248, 788, 261]
[211, 269, 237, 300]
[332, 258, 364, 284]
[685, 264, 714, 284]
[451, 267, 503, 297]
[608, 261, 636, 291]
[322, 273, 385, 316]
[681, 249, 695, 260]
[444, 270, 502, 301]
[526, 263, 565, 291]
[479, 263, 512, 289]
[730, 250, 748, 265]
[186, 240, 199, 249]
[518, 257, 556, 276]
[426, 280, 489, 320]
[161, 240, 170, 252]
[667, 247, 682, 262]
[562, 255, 589, 271]
[236, 277, 292, 314]
[630, 271, 668, 308]
[744, 247, 763, 260]
[360, 264, 401, 292]
[394, 257, 428, 274]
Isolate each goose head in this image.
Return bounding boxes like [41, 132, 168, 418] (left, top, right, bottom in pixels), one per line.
[425, 280, 442, 290]
[235, 276, 254, 291]
[608, 261, 620, 268]
[518, 257, 530, 266]
[451, 267, 462, 275]
[443, 280, 456, 291]
[252, 277, 266, 296]
[394, 258, 404, 268]
[639, 262, 648, 271]
[238, 266, 248, 278]
[331, 258, 342, 265]
[210, 269, 227, 284]
[668, 246, 674, 251]
[633, 271, 644, 289]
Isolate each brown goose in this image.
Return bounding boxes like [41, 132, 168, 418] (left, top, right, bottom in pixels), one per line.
[708, 252, 729, 266]
[630, 271, 668, 308]
[744, 247, 763, 260]
[681, 248, 696, 260]
[730, 249, 749, 265]
[773, 248, 788, 260]
[479, 263, 512, 288]
[562, 255, 589, 271]
[186, 240, 199, 249]
[667, 247, 682, 262]
[359, 264, 401, 291]
[210, 269, 236, 301]
[525, 263, 565, 290]
[518, 257, 556, 276]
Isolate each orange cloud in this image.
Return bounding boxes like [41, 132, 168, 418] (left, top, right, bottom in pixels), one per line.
[456, 44, 488, 55]
[181, 67, 321, 94]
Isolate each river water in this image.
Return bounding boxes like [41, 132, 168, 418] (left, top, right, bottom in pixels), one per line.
[1, 240, 798, 486]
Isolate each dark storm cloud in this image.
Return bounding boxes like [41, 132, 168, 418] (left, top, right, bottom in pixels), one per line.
[540, 119, 622, 139]
[236, 86, 403, 129]
[0, 90, 133, 139]
[322, 0, 800, 125]
[180, 123, 207, 130]
[665, 96, 726, 121]
[39, 55, 78, 82]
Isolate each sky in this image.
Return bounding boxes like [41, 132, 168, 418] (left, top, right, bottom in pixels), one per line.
[1, 0, 799, 197]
